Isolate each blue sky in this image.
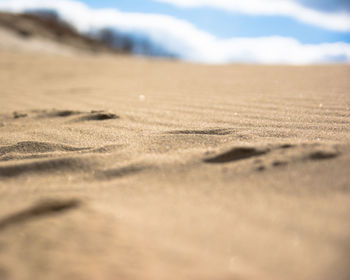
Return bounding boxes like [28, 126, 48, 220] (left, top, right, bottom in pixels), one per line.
[82, 0, 350, 44]
[1, 0, 350, 64]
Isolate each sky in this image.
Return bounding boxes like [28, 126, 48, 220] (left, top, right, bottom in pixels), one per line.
[1, 0, 350, 64]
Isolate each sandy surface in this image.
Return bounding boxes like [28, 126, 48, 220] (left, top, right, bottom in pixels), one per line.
[0, 51, 349, 280]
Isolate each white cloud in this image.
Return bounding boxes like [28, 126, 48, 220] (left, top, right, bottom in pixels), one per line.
[156, 0, 350, 32]
[0, 0, 350, 64]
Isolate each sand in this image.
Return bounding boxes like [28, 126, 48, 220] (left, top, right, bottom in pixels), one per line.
[0, 50, 349, 280]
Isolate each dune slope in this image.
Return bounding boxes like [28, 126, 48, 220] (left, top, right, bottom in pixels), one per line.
[0, 51, 350, 280]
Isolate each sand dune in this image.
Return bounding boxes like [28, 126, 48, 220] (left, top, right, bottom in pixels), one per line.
[0, 11, 116, 55]
[0, 51, 349, 280]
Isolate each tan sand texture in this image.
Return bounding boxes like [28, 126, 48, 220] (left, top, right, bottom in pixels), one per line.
[0, 50, 350, 280]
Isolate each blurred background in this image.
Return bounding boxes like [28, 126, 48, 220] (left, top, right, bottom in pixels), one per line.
[0, 0, 350, 64]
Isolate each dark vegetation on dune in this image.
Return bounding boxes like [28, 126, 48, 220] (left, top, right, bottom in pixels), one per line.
[0, 10, 114, 53]
[0, 9, 177, 58]
[92, 27, 177, 58]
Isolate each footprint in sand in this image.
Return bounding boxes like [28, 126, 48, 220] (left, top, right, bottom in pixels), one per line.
[204, 143, 340, 171]
[0, 199, 81, 230]
[0, 141, 91, 155]
[308, 149, 339, 160]
[95, 164, 146, 180]
[0, 156, 93, 178]
[204, 147, 269, 163]
[11, 109, 120, 122]
[0, 141, 127, 178]
[12, 111, 28, 119]
[167, 128, 234, 136]
[0, 141, 125, 163]
[35, 109, 83, 118]
[76, 111, 119, 121]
